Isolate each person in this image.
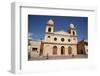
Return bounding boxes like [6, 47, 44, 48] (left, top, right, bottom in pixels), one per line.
[46, 54, 49, 59]
[28, 52, 31, 60]
[72, 54, 74, 58]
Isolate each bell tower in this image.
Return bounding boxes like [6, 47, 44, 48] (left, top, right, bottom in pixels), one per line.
[45, 19, 54, 33]
[68, 23, 77, 36]
[44, 19, 54, 42]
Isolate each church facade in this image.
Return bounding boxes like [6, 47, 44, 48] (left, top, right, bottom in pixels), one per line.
[42, 19, 78, 57]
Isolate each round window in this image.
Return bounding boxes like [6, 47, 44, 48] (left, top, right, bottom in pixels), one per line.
[73, 38, 76, 40]
[61, 38, 64, 42]
[54, 37, 57, 41]
[48, 36, 50, 38]
[68, 39, 71, 42]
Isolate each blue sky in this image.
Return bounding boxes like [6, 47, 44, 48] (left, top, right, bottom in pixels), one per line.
[28, 15, 88, 41]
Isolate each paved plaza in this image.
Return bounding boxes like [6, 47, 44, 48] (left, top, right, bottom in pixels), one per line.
[28, 55, 88, 61]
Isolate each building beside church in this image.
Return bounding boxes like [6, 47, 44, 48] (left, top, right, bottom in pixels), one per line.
[77, 40, 88, 55]
[28, 40, 41, 58]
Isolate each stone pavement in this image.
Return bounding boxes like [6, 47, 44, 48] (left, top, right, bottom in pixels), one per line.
[28, 55, 88, 61]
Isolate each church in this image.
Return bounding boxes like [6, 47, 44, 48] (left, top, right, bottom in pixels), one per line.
[41, 19, 78, 57]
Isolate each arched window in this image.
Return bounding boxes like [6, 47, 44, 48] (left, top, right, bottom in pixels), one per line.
[68, 46, 72, 54]
[73, 31, 75, 36]
[53, 46, 57, 55]
[61, 46, 65, 55]
[48, 27, 51, 32]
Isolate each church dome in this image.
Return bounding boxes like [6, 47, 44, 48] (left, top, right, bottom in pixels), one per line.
[70, 23, 75, 28]
[47, 19, 54, 25]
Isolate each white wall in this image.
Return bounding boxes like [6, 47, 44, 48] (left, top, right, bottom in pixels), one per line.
[0, 0, 100, 76]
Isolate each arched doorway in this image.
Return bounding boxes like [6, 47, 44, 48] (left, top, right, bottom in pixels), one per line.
[53, 46, 57, 55]
[68, 46, 72, 54]
[61, 46, 65, 55]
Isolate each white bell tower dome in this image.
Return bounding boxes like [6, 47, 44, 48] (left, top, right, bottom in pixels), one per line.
[70, 23, 75, 28]
[47, 19, 54, 25]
